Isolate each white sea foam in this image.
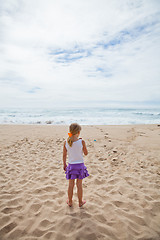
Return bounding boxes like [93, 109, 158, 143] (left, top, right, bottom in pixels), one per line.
[0, 107, 160, 125]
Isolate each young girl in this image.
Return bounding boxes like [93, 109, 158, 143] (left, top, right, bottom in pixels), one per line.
[63, 123, 89, 207]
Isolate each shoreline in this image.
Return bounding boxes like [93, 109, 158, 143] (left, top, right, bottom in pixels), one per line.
[0, 123, 159, 126]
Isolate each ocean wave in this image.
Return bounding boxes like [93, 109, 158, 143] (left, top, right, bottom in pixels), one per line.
[0, 107, 160, 125]
[134, 112, 160, 116]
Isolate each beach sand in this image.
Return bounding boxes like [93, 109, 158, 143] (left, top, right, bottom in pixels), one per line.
[0, 124, 160, 240]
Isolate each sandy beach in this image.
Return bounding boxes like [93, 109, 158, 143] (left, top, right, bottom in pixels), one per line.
[0, 124, 160, 240]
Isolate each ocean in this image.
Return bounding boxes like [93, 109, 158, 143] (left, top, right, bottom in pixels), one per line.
[0, 107, 160, 125]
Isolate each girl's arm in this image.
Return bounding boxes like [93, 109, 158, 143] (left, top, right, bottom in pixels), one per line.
[63, 141, 67, 171]
[82, 140, 88, 155]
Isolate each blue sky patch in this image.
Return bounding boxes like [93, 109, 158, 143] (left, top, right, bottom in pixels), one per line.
[27, 87, 41, 94]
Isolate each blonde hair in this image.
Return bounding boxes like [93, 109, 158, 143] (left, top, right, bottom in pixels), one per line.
[67, 123, 81, 147]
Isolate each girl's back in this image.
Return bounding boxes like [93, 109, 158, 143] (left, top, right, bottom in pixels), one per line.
[65, 139, 84, 164]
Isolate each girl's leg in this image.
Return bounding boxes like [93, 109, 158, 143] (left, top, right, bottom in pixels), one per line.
[76, 179, 86, 207]
[68, 179, 75, 205]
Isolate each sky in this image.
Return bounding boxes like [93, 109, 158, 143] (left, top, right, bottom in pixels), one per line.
[0, 0, 160, 108]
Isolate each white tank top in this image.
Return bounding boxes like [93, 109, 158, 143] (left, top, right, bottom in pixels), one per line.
[65, 139, 84, 164]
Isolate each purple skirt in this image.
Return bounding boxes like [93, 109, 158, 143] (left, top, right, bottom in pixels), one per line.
[65, 163, 89, 180]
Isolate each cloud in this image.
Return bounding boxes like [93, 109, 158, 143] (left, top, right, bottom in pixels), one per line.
[0, 0, 160, 107]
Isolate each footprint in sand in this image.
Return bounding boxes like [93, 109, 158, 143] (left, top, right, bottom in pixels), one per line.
[30, 203, 42, 213]
[0, 222, 17, 235]
[2, 206, 22, 214]
[112, 200, 126, 208]
[94, 178, 106, 185]
[39, 219, 52, 229]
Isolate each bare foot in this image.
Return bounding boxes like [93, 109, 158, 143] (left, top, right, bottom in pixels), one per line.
[66, 199, 72, 207]
[79, 200, 86, 207]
